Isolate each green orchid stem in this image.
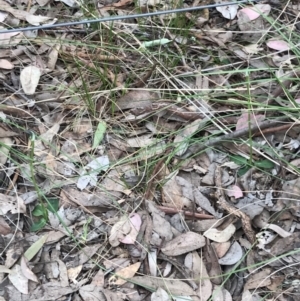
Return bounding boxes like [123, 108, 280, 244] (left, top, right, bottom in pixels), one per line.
[28, 134, 47, 217]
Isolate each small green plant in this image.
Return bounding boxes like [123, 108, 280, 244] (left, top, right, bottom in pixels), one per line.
[230, 155, 275, 176]
[30, 198, 59, 232]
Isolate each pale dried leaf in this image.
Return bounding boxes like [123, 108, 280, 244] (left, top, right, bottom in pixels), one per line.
[55, 0, 77, 6]
[109, 215, 132, 247]
[116, 90, 157, 111]
[239, 4, 271, 21]
[267, 40, 290, 51]
[151, 288, 171, 301]
[0, 216, 11, 235]
[236, 113, 265, 131]
[0, 194, 26, 215]
[20, 256, 38, 282]
[110, 262, 141, 285]
[77, 155, 110, 190]
[68, 265, 82, 283]
[235, 197, 264, 219]
[148, 249, 157, 277]
[8, 264, 28, 294]
[215, 1, 238, 20]
[161, 232, 205, 256]
[47, 43, 61, 70]
[243, 44, 263, 54]
[79, 284, 103, 301]
[0, 265, 11, 274]
[241, 290, 260, 301]
[127, 134, 155, 148]
[100, 169, 127, 193]
[78, 244, 101, 265]
[222, 289, 232, 301]
[139, 141, 167, 160]
[0, 137, 13, 165]
[211, 286, 223, 301]
[73, 118, 93, 134]
[25, 14, 53, 25]
[226, 185, 243, 199]
[185, 252, 212, 301]
[204, 224, 236, 242]
[162, 173, 192, 209]
[194, 189, 221, 217]
[131, 275, 195, 296]
[265, 224, 291, 238]
[150, 210, 173, 242]
[34, 123, 60, 156]
[120, 213, 142, 244]
[218, 241, 243, 265]
[0, 59, 13, 69]
[91, 269, 105, 287]
[57, 259, 69, 287]
[0, 31, 20, 45]
[244, 268, 272, 290]
[211, 242, 231, 258]
[173, 119, 203, 156]
[20, 66, 41, 95]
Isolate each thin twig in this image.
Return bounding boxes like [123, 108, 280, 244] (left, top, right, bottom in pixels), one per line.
[156, 206, 214, 219]
[184, 116, 289, 157]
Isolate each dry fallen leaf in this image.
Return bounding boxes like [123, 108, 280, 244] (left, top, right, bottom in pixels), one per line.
[226, 185, 243, 199]
[131, 275, 195, 296]
[20, 256, 38, 282]
[236, 113, 265, 131]
[151, 287, 171, 301]
[34, 123, 60, 156]
[215, 0, 238, 20]
[0, 137, 13, 165]
[161, 232, 206, 256]
[67, 265, 82, 283]
[162, 173, 192, 209]
[20, 65, 41, 95]
[266, 40, 290, 51]
[109, 262, 141, 285]
[218, 241, 243, 265]
[211, 242, 231, 258]
[173, 119, 204, 156]
[120, 213, 142, 244]
[185, 251, 212, 301]
[109, 215, 133, 247]
[0, 194, 26, 215]
[244, 268, 272, 290]
[0, 59, 13, 69]
[8, 264, 28, 294]
[0, 216, 11, 235]
[204, 224, 236, 243]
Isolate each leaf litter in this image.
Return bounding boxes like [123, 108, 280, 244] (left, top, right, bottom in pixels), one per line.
[0, 1, 300, 301]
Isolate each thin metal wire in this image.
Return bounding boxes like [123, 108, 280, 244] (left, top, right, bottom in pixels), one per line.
[0, 0, 260, 34]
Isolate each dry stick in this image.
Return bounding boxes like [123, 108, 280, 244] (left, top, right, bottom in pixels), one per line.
[254, 122, 299, 136]
[156, 206, 214, 219]
[184, 116, 289, 157]
[5, 169, 19, 195]
[186, 71, 300, 157]
[0, 79, 33, 104]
